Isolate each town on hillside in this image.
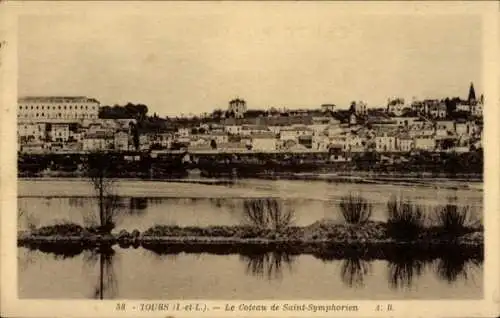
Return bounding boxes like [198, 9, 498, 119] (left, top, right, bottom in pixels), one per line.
[17, 83, 484, 163]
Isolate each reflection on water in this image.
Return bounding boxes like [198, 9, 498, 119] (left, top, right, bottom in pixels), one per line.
[82, 247, 118, 299]
[129, 197, 148, 211]
[340, 258, 371, 288]
[18, 246, 483, 300]
[388, 255, 426, 290]
[240, 251, 296, 280]
[433, 249, 482, 285]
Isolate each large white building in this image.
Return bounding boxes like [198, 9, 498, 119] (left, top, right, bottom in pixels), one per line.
[18, 96, 100, 121]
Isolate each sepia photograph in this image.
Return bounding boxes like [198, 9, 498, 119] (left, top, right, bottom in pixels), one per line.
[1, 1, 499, 317]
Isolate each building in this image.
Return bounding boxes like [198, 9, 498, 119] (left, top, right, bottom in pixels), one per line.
[396, 134, 414, 152]
[82, 132, 114, 151]
[321, 104, 335, 112]
[455, 120, 475, 137]
[326, 122, 344, 137]
[329, 134, 348, 151]
[387, 98, 406, 116]
[240, 125, 269, 137]
[280, 126, 313, 141]
[50, 123, 70, 142]
[217, 142, 248, 152]
[149, 132, 172, 149]
[228, 98, 247, 118]
[408, 119, 427, 131]
[114, 130, 129, 151]
[297, 135, 313, 149]
[20, 142, 46, 154]
[312, 134, 330, 151]
[435, 120, 455, 133]
[414, 135, 436, 151]
[206, 132, 229, 144]
[139, 135, 150, 151]
[454, 83, 483, 117]
[251, 132, 277, 152]
[456, 100, 471, 112]
[353, 101, 367, 116]
[17, 122, 47, 143]
[392, 116, 420, 128]
[225, 124, 243, 135]
[375, 132, 397, 152]
[69, 129, 84, 143]
[428, 101, 447, 119]
[178, 127, 190, 137]
[349, 113, 357, 126]
[346, 134, 365, 152]
[411, 100, 426, 114]
[18, 96, 100, 121]
[471, 94, 484, 117]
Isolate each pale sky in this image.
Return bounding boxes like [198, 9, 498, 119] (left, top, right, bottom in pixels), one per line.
[18, 5, 483, 116]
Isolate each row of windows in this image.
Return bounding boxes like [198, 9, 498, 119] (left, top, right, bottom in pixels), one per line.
[21, 125, 43, 130]
[19, 105, 97, 111]
[17, 113, 98, 118]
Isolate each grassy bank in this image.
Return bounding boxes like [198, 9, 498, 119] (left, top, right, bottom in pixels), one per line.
[18, 219, 483, 247]
[18, 196, 483, 254]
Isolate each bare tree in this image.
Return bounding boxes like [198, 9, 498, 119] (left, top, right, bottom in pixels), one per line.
[85, 151, 120, 234]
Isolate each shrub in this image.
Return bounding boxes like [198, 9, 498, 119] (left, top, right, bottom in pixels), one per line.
[242, 198, 295, 232]
[338, 194, 372, 225]
[433, 204, 474, 235]
[386, 196, 426, 240]
[33, 223, 84, 236]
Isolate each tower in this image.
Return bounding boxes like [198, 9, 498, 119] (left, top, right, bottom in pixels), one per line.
[468, 82, 476, 102]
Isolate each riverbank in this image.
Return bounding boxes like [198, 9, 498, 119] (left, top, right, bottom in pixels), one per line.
[18, 169, 483, 181]
[17, 171, 483, 189]
[17, 220, 484, 251]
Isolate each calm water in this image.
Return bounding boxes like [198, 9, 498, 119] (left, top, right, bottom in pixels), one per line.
[17, 179, 483, 299]
[17, 179, 483, 231]
[18, 247, 483, 299]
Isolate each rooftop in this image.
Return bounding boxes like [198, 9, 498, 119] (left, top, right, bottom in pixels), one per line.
[251, 132, 277, 139]
[84, 131, 114, 139]
[19, 96, 100, 103]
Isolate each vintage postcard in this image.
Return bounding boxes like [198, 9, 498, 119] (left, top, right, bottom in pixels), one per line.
[1, 1, 499, 317]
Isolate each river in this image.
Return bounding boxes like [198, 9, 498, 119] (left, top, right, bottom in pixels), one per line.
[17, 178, 483, 299]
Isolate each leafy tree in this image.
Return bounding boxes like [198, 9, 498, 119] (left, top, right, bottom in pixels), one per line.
[99, 103, 149, 119]
[128, 122, 139, 150]
[211, 109, 224, 120]
[441, 138, 456, 150]
[349, 101, 356, 113]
